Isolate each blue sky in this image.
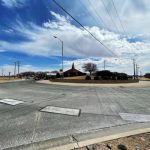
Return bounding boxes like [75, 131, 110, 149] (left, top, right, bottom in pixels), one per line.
[0, 0, 150, 75]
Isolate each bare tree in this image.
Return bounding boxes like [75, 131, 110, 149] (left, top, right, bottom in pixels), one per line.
[82, 63, 97, 75]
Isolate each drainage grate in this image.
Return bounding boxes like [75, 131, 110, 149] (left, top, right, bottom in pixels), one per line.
[40, 106, 81, 116]
[0, 99, 23, 106]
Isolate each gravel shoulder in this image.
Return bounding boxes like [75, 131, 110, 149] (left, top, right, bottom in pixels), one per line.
[77, 132, 150, 150]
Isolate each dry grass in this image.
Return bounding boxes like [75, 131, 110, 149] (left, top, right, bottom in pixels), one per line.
[139, 77, 150, 81]
[0, 77, 18, 80]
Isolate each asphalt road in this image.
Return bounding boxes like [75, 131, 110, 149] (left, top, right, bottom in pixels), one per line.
[0, 80, 150, 149]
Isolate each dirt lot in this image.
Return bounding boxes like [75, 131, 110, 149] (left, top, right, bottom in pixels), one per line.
[77, 133, 150, 150]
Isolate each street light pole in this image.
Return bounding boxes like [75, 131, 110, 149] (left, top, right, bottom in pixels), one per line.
[53, 36, 64, 78]
[62, 41, 63, 74]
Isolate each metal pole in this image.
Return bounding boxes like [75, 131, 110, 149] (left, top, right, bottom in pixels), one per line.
[136, 64, 137, 79]
[2, 68, 3, 77]
[136, 64, 139, 79]
[104, 60, 106, 70]
[17, 61, 20, 75]
[62, 41, 64, 78]
[133, 59, 136, 80]
[140, 71, 142, 77]
[14, 62, 16, 78]
[9, 72, 11, 80]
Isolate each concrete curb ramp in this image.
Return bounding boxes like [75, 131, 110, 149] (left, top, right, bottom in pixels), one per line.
[5, 123, 150, 150]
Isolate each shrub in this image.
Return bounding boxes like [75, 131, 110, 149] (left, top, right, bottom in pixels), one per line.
[50, 76, 56, 79]
[96, 70, 128, 80]
[117, 73, 128, 80]
[94, 76, 99, 80]
[85, 75, 91, 80]
[56, 72, 60, 78]
[96, 70, 112, 76]
[117, 144, 127, 150]
[144, 73, 150, 78]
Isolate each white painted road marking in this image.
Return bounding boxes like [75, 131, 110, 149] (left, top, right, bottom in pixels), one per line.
[40, 106, 81, 116]
[119, 113, 150, 122]
[0, 99, 23, 106]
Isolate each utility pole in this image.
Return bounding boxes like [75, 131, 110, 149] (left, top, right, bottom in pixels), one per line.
[136, 64, 137, 78]
[136, 64, 139, 79]
[104, 60, 106, 70]
[62, 41, 64, 74]
[1, 68, 4, 77]
[17, 61, 20, 75]
[9, 72, 11, 80]
[14, 62, 16, 78]
[132, 59, 136, 80]
[140, 71, 142, 77]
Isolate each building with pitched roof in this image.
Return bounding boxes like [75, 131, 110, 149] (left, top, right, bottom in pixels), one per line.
[63, 63, 85, 77]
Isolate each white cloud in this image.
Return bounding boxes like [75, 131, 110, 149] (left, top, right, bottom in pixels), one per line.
[1, 0, 25, 8]
[1, 11, 149, 57]
[50, 11, 70, 22]
[0, 11, 150, 74]
[81, 0, 150, 36]
[0, 64, 51, 76]
[0, 50, 6, 52]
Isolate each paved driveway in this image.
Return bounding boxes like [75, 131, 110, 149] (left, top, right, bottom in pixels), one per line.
[0, 81, 150, 149]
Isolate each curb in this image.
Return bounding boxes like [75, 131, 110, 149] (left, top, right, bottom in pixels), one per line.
[36, 80, 150, 88]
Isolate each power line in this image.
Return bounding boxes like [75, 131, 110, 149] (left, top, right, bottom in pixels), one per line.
[95, 0, 136, 58]
[78, 0, 104, 29]
[101, 0, 120, 33]
[86, 0, 109, 30]
[52, 0, 115, 56]
[110, 0, 141, 58]
[111, 0, 126, 34]
[81, 0, 130, 58]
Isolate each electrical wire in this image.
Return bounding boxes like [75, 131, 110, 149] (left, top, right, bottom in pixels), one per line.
[52, 0, 116, 56]
[86, 0, 109, 30]
[101, 0, 120, 33]
[79, 0, 104, 29]
[110, 0, 141, 58]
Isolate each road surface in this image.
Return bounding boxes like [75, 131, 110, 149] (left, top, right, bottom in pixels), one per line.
[0, 80, 150, 149]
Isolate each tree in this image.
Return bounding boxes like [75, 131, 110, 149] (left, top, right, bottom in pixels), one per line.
[144, 73, 150, 78]
[82, 63, 97, 75]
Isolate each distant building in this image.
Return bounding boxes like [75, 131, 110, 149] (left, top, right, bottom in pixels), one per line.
[63, 63, 85, 77]
[46, 71, 60, 79]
